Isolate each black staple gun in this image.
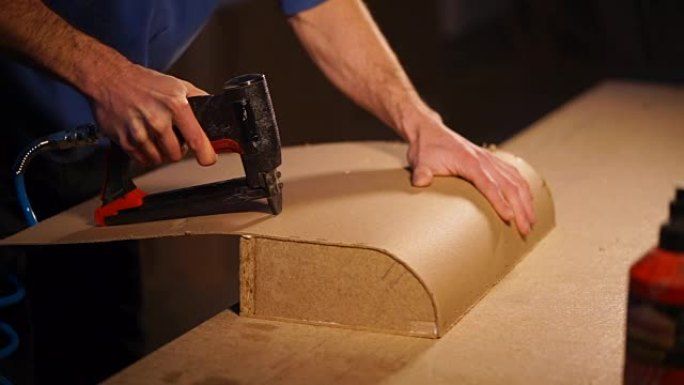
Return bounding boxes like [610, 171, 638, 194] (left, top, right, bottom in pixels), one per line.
[95, 73, 283, 226]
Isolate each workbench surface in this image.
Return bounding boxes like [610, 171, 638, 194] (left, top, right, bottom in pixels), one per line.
[104, 81, 684, 385]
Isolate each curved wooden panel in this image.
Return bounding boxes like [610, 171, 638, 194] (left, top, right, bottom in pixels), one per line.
[1, 141, 554, 338]
[235, 144, 555, 337]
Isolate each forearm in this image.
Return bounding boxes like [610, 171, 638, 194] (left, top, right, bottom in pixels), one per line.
[0, 0, 130, 100]
[0, 0, 215, 166]
[288, 0, 435, 143]
[290, 0, 535, 235]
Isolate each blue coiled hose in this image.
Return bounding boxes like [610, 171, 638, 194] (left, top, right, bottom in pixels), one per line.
[0, 274, 25, 385]
[3, 124, 102, 384]
[13, 124, 102, 225]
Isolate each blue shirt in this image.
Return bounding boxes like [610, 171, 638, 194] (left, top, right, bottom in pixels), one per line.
[0, 0, 326, 163]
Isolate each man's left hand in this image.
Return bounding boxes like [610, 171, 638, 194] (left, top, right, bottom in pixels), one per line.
[406, 114, 536, 236]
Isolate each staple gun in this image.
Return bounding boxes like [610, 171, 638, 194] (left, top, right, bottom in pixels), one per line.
[13, 73, 283, 227]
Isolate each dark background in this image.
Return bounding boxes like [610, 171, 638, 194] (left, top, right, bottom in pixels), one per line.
[171, 0, 684, 147]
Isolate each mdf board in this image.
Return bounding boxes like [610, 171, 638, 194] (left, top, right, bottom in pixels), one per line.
[1, 140, 554, 338]
[102, 80, 684, 384]
[236, 150, 553, 337]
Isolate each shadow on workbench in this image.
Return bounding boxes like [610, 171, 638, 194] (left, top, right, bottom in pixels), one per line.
[105, 308, 436, 385]
[11, 236, 240, 385]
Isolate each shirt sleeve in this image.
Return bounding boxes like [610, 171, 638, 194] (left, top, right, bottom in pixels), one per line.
[280, 0, 327, 16]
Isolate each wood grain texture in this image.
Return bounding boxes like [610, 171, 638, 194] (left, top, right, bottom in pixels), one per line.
[241, 237, 437, 337]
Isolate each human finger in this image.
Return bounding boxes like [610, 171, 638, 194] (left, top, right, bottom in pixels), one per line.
[468, 166, 514, 223]
[145, 113, 182, 162]
[127, 120, 162, 165]
[480, 155, 531, 235]
[494, 159, 536, 225]
[183, 81, 209, 97]
[153, 128, 183, 162]
[118, 135, 149, 166]
[411, 164, 434, 187]
[170, 97, 216, 166]
[494, 171, 531, 236]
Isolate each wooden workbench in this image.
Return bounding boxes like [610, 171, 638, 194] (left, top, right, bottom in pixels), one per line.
[97, 81, 684, 384]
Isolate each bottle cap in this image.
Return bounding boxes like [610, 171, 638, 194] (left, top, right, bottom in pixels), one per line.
[659, 221, 684, 252]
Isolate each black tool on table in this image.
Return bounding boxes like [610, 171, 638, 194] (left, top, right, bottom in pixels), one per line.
[95, 73, 283, 226]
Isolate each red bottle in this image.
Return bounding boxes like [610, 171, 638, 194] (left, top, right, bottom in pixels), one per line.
[624, 220, 684, 384]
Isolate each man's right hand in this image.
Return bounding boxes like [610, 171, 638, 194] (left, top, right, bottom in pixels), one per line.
[92, 64, 217, 167]
[1, 0, 216, 167]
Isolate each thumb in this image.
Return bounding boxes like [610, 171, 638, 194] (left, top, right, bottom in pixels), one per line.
[412, 165, 434, 187]
[184, 81, 209, 97]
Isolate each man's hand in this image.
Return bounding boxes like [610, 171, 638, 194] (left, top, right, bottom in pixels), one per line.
[0, 0, 216, 167]
[92, 64, 216, 166]
[405, 112, 535, 235]
[290, 0, 535, 235]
